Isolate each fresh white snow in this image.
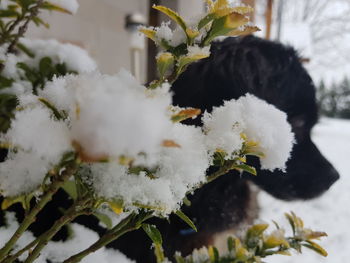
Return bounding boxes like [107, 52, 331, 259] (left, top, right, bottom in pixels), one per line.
[258, 117, 350, 263]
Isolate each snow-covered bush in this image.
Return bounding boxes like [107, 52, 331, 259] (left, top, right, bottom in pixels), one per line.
[0, 0, 327, 262]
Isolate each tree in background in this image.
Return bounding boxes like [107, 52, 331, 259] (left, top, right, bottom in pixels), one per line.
[317, 77, 350, 119]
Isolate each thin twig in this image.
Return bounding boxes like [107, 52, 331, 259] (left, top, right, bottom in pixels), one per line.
[7, 0, 44, 53]
[63, 212, 153, 263]
[23, 198, 91, 263]
[0, 162, 78, 261]
[2, 239, 38, 263]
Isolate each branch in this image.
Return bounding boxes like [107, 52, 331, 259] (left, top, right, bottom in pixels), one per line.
[2, 240, 38, 263]
[63, 212, 153, 263]
[7, 0, 44, 54]
[22, 198, 91, 263]
[0, 162, 78, 261]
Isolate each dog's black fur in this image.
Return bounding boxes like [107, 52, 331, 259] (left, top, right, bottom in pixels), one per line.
[0, 36, 339, 262]
[109, 36, 339, 262]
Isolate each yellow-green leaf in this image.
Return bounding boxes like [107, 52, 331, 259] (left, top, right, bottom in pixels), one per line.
[162, 140, 181, 148]
[202, 12, 249, 45]
[246, 224, 269, 239]
[224, 12, 249, 29]
[303, 240, 328, 257]
[264, 232, 290, 249]
[139, 27, 157, 42]
[231, 6, 255, 15]
[186, 28, 200, 42]
[276, 251, 292, 256]
[171, 108, 201, 123]
[153, 5, 187, 32]
[228, 25, 260, 37]
[2, 194, 33, 212]
[108, 200, 123, 214]
[156, 52, 174, 78]
[305, 230, 328, 240]
[177, 52, 210, 73]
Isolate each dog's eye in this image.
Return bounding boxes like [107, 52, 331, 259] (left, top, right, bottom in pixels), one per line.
[293, 118, 305, 128]
[290, 116, 305, 128]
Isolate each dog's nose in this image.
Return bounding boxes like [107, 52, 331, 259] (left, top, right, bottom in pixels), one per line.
[328, 167, 340, 185]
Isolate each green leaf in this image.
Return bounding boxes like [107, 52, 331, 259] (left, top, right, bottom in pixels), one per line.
[0, 75, 14, 89]
[17, 62, 39, 83]
[142, 223, 163, 245]
[183, 196, 191, 207]
[17, 0, 32, 10]
[32, 16, 50, 28]
[39, 56, 53, 76]
[227, 236, 234, 252]
[175, 210, 197, 232]
[61, 180, 78, 200]
[198, 13, 216, 30]
[41, 2, 72, 14]
[93, 212, 113, 229]
[38, 97, 64, 120]
[0, 10, 19, 17]
[16, 42, 35, 58]
[0, 93, 17, 133]
[174, 254, 186, 263]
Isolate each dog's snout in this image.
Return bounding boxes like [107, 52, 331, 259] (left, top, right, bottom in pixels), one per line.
[328, 166, 340, 185]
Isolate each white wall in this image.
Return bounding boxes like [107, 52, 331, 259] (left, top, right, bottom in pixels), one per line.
[26, 0, 205, 81]
[27, 0, 149, 81]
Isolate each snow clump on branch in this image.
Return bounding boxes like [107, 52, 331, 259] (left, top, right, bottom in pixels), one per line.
[202, 94, 295, 171]
[0, 70, 175, 198]
[41, 70, 173, 160]
[91, 123, 210, 215]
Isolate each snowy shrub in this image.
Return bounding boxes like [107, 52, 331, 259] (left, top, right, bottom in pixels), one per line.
[202, 94, 294, 171]
[0, 0, 327, 262]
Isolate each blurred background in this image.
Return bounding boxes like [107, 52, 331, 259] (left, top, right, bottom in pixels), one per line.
[26, 1, 350, 262]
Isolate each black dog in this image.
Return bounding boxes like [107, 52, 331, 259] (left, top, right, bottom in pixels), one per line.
[0, 36, 339, 262]
[109, 36, 339, 262]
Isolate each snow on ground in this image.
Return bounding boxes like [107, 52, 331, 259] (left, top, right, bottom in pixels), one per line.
[258, 117, 350, 263]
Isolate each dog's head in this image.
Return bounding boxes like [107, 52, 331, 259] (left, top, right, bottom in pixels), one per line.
[172, 36, 339, 200]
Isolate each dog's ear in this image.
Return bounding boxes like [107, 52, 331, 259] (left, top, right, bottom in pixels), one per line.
[248, 137, 339, 200]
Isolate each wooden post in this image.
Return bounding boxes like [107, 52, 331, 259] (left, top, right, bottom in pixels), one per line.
[265, 0, 273, 40]
[242, 0, 256, 22]
[147, 0, 160, 83]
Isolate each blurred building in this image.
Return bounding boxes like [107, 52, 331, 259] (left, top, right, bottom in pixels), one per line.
[27, 0, 204, 82]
